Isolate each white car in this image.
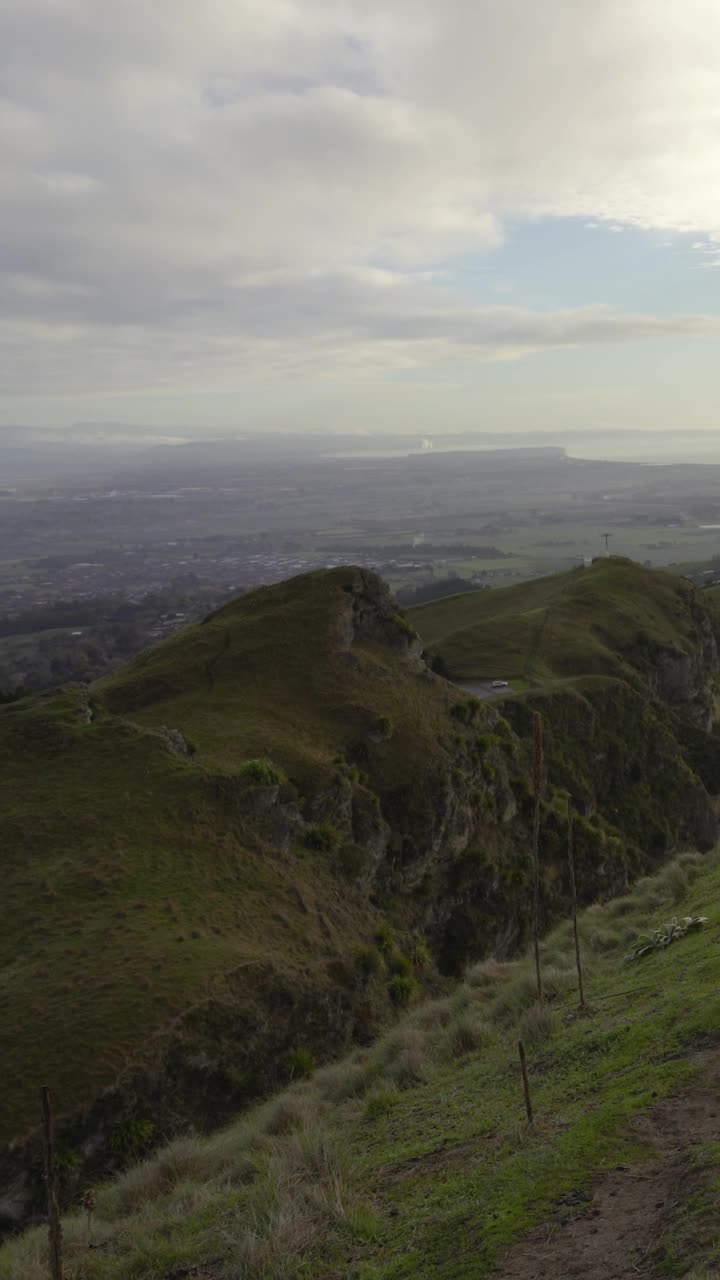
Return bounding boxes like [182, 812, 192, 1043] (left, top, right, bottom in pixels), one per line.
[490, 679, 509, 689]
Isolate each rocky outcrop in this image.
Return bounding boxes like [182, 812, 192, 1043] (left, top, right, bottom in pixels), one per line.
[335, 569, 424, 660]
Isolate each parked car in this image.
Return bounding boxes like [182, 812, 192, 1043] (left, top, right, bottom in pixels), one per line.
[491, 679, 509, 689]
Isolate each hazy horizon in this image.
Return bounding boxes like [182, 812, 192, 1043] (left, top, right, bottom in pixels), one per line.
[3, 2, 720, 443]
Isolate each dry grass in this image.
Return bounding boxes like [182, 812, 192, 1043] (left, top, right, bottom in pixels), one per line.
[1, 851, 713, 1280]
[518, 1003, 561, 1049]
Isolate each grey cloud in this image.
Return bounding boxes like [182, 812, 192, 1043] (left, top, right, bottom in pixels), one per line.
[2, 0, 720, 415]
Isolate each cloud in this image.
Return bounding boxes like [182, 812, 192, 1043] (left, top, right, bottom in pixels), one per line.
[2, 0, 720, 413]
[3, 266, 720, 396]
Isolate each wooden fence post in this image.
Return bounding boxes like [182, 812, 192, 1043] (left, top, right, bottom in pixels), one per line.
[518, 1040, 533, 1126]
[40, 1086, 63, 1280]
[567, 798, 586, 1010]
[531, 711, 544, 1003]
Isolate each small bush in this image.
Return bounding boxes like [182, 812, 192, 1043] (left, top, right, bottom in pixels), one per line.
[261, 1091, 323, 1137]
[287, 1048, 315, 1080]
[354, 945, 383, 979]
[238, 757, 286, 786]
[659, 861, 690, 905]
[373, 923, 394, 954]
[335, 843, 368, 879]
[303, 822, 341, 853]
[387, 950, 413, 978]
[436, 1015, 490, 1062]
[411, 939, 431, 969]
[365, 1087, 402, 1119]
[451, 701, 478, 724]
[466, 957, 514, 990]
[518, 1003, 560, 1048]
[373, 1028, 428, 1078]
[314, 1060, 374, 1103]
[373, 715, 393, 740]
[109, 1115, 156, 1165]
[388, 974, 418, 1007]
[408, 998, 452, 1031]
[385, 1045, 427, 1089]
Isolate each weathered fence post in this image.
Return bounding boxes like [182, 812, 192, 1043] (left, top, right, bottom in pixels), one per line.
[518, 1040, 533, 1126]
[567, 797, 586, 1010]
[531, 711, 544, 1003]
[40, 1086, 63, 1280]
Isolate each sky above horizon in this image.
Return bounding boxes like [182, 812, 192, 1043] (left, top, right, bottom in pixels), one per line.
[2, 1, 720, 442]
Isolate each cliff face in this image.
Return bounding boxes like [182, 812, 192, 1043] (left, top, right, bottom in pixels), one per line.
[2, 563, 719, 1232]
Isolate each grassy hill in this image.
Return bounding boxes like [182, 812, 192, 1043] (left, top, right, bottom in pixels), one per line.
[0, 568, 517, 1228]
[2, 561, 719, 1240]
[410, 557, 718, 698]
[4, 848, 719, 1279]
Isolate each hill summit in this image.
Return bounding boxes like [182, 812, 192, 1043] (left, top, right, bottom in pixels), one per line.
[1, 561, 719, 1230]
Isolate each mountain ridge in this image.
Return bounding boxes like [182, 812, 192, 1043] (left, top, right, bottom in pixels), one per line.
[1, 559, 719, 1232]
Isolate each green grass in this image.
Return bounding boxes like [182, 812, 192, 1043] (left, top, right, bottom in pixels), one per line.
[0, 568, 481, 1154]
[97, 566, 457, 786]
[3, 850, 719, 1279]
[410, 556, 713, 682]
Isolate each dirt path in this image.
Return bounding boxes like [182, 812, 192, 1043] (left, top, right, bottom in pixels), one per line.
[495, 1053, 720, 1279]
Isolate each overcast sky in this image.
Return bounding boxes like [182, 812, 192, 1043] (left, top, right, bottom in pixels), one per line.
[2, 0, 720, 441]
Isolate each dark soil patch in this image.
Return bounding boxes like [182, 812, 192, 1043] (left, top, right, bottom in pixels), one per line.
[495, 1053, 720, 1279]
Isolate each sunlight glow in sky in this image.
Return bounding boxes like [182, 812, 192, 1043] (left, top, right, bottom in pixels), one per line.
[2, 0, 720, 438]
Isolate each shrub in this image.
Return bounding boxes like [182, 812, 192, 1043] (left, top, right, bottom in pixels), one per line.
[385, 1046, 427, 1089]
[411, 939, 431, 969]
[110, 1115, 156, 1165]
[436, 1015, 490, 1062]
[303, 822, 341, 852]
[261, 1091, 323, 1137]
[518, 1003, 560, 1048]
[335, 843, 368, 879]
[354, 946, 383, 979]
[365, 1087, 402, 1119]
[238, 758, 286, 786]
[287, 1048, 315, 1080]
[314, 1060, 374, 1103]
[408, 998, 452, 1032]
[451, 701, 478, 724]
[624, 915, 708, 962]
[373, 715, 393, 740]
[387, 951, 413, 978]
[388, 974, 417, 1007]
[466, 957, 514, 990]
[659, 861, 689, 905]
[373, 923, 394, 954]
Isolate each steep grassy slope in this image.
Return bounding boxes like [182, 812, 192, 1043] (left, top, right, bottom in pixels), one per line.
[97, 566, 442, 786]
[0, 568, 513, 1227]
[411, 558, 720, 712]
[4, 850, 719, 1280]
[2, 562, 719, 1237]
[0, 684, 379, 1145]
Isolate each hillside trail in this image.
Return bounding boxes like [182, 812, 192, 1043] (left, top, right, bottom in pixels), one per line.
[494, 1048, 720, 1279]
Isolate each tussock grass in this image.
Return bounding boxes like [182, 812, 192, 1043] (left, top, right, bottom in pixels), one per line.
[3, 850, 719, 1280]
[518, 1003, 561, 1049]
